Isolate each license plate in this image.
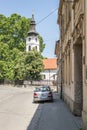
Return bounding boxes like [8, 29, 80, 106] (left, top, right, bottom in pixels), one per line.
[41, 94, 47, 98]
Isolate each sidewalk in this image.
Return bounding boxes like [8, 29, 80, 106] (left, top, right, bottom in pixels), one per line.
[38, 92, 82, 130]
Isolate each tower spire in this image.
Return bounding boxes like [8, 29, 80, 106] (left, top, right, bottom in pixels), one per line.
[28, 12, 36, 33]
[32, 10, 34, 21]
[26, 13, 40, 52]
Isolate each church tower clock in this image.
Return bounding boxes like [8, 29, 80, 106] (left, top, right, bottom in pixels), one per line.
[26, 14, 40, 52]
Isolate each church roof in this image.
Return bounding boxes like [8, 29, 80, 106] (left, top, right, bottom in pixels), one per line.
[28, 14, 38, 35]
[43, 58, 57, 70]
[28, 31, 38, 35]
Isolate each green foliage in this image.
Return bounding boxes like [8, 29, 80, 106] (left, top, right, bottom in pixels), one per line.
[0, 13, 45, 83]
[0, 14, 30, 51]
[0, 61, 6, 79]
[25, 50, 44, 81]
[79, 128, 84, 130]
[0, 13, 45, 52]
[14, 51, 26, 81]
[38, 35, 45, 53]
[0, 42, 9, 60]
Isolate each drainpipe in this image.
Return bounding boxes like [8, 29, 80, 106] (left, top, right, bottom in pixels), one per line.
[60, 51, 62, 99]
[59, 6, 63, 100]
[49, 70, 50, 86]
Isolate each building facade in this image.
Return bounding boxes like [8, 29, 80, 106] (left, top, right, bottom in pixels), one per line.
[57, 0, 87, 129]
[41, 58, 57, 86]
[26, 14, 40, 52]
[55, 40, 62, 93]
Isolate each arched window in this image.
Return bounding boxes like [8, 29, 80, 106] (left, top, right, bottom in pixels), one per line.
[36, 38, 37, 42]
[29, 38, 31, 41]
[35, 46, 37, 50]
[28, 46, 31, 51]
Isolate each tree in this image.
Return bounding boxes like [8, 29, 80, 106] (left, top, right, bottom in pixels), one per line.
[38, 35, 45, 53]
[0, 42, 10, 60]
[13, 50, 44, 82]
[0, 13, 45, 53]
[0, 14, 30, 51]
[0, 61, 6, 80]
[0, 13, 45, 83]
[0, 43, 16, 81]
[14, 51, 26, 81]
[25, 50, 44, 81]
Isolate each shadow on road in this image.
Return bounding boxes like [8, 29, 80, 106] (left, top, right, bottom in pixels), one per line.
[26, 92, 82, 130]
[26, 92, 61, 130]
[26, 92, 56, 130]
[26, 102, 43, 130]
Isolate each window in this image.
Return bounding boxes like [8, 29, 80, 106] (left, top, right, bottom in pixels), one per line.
[42, 75, 46, 79]
[33, 46, 37, 50]
[28, 46, 31, 51]
[35, 46, 37, 50]
[36, 38, 37, 42]
[29, 38, 31, 41]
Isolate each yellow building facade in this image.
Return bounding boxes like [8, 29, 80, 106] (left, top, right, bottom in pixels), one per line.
[57, 0, 87, 129]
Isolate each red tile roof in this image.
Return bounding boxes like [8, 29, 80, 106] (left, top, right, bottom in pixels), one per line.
[43, 58, 57, 70]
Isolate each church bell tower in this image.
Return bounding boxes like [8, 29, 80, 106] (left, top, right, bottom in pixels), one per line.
[26, 14, 40, 52]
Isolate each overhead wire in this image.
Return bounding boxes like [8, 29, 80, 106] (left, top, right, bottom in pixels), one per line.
[36, 7, 58, 43]
[43, 38, 58, 43]
[36, 7, 58, 25]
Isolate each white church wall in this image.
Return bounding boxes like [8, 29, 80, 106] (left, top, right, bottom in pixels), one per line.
[41, 69, 57, 81]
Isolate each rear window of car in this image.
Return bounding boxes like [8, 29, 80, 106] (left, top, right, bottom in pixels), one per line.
[35, 88, 41, 92]
[41, 87, 50, 91]
[35, 86, 50, 92]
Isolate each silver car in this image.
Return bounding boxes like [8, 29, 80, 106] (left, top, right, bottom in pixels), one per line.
[33, 86, 53, 103]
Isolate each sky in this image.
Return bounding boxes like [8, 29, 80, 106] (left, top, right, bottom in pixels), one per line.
[0, 0, 60, 58]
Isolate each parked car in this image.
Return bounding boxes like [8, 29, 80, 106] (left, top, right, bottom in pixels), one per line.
[33, 86, 53, 103]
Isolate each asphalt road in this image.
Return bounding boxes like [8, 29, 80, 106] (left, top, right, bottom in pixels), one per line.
[0, 86, 82, 130]
[0, 86, 39, 130]
[38, 93, 82, 130]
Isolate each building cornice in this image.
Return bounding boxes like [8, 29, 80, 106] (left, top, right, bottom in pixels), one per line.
[57, 0, 64, 24]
